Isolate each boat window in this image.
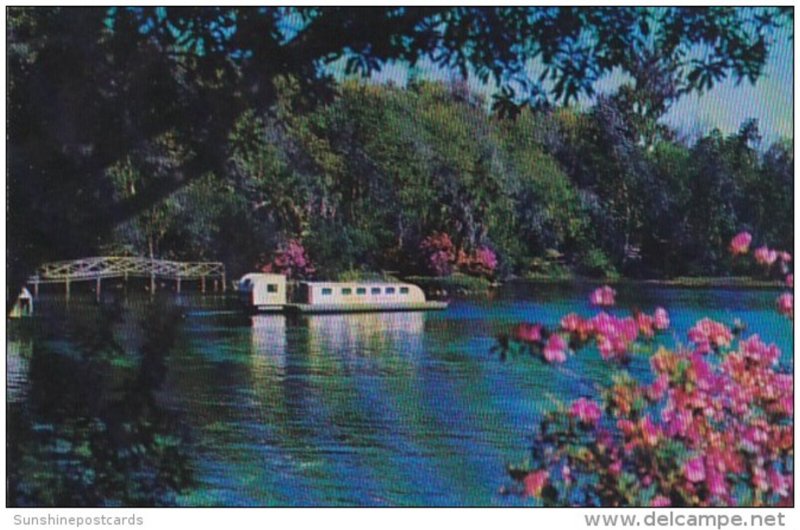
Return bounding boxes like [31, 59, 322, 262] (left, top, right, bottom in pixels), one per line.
[267, 284, 278, 293]
[322, 288, 333, 295]
[356, 287, 367, 295]
[371, 287, 381, 295]
[342, 288, 352, 295]
[400, 287, 409, 294]
[385, 287, 396, 294]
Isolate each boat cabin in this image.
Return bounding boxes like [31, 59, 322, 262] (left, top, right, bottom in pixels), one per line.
[237, 273, 446, 313]
[298, 281, 426, 306]
[238, 273, 287, 310]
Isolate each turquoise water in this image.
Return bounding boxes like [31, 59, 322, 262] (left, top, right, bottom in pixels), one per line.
[6, 283, 793, 506]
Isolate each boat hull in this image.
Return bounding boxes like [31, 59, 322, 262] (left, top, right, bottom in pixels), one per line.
[253, 301, 448, 314]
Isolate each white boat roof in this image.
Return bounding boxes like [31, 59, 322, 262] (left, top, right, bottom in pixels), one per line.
[301, 280, 413, 285]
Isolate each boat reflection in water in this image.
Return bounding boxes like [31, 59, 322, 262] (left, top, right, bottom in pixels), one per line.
[304, 311, 425, 357]
[236, 310, 431, 505]
[249, 311, 425, 362]
[249, 314, 289, 371]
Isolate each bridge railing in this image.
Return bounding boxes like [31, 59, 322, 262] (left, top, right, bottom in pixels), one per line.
[27, 256, 226, 294]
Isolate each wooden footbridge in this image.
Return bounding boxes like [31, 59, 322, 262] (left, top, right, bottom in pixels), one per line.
[27, 256, 226, 298]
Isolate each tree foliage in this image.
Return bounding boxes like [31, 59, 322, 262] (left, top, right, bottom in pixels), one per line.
[6, 7, 793, 290]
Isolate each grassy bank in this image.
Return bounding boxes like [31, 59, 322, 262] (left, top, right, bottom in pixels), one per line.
[403, 273, 495, 295]
[404, 273, 786, 294]
[513, 275, 786, 290]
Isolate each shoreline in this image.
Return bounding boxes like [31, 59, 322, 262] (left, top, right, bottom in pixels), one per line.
[515, 276, 786, 290]
[406, 274, 787, 292]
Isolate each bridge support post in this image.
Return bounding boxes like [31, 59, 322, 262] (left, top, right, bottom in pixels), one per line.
[201, 276, 206, 293]
[96, 277, 101, 302]
[150, 274, 156, 294]
[65, 278, 70, 299]
[176, 277, 181, 294]
[222, 275, 227, 292]
[33, 280, 39, 298]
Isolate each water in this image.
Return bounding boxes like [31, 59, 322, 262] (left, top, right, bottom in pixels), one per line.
[6, 283, 792, 506]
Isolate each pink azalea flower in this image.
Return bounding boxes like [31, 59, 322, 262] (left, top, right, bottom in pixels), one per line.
[688, 318, 733, 351]
[741, 426, 768, 453]
[589, 286, 616, 307]
[512, 323, 543, 344]
[636, 312, 655, 338]
[523, 470, 549, 498]
[619, 316, 639, 342]
[617, 418, 636, 437]
[729, 231, 752, 255]
[690, 353, 715, 390]
[786, 274, 793, 288]
[569, 398, 602, 426]
[647, 374, 669, 401]
[754, 246, 778, 266]
[640, 415, 662, 447]
[651, 495, 671, 507]
[777, 293, 793, 319]
[768, 469, 790, 497]
[662, 407, 692, 438]
[653, 307, 670, 331]
[707, 467, 728, 498]
[265, 239, 316, 278]
[684, 456, 706, 483]
[471, 246, 498, 274]
[752, 465, 769, 491]
[542, 334, 568, 363]
[560, 312, 583, 333]
[739, 334, 780, 366]
[596, 335, 614, 360]
[779, 251, 792, 263]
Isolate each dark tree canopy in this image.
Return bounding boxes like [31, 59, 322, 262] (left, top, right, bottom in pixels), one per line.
[6, 6, 792, 301]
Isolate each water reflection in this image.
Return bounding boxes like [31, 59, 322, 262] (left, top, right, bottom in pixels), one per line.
[304, 311, 425, 357]
[9, 286, 791, 506]
[7, 298, 194, 507]
[7, 336, 32, 403]
[250, 315, 288, 371]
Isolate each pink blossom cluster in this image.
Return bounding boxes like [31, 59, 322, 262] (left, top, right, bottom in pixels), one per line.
[687, 318, 733, 354]
[466, 246, 499, 277]
[419, 232, 456, 276]
[569, 397, 603, 425]
[589, 285, 616, 307]
[559, 308, 670, 362]
[754, 246, 791, 267]
[729, 231, 752, 255]
[502, 276, 791, 507]
[542, 334, 568, 363]
[777, 293, 793, 319]
[514, 322, 792, 506]
[754, 246, 778, 266]
[509, 323, 570, 364]
[728, 233, 793, 321]
[261, 239, 316, 279]
[419, 233, 499, 278]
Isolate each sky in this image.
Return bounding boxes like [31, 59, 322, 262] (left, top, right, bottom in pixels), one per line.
[660, 26, 792, 145]
[330, 15, 793, 147]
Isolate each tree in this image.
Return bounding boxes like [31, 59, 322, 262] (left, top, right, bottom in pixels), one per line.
[7, 7, 790, 299]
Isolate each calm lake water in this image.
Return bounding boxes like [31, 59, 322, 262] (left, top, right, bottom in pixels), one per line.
[6, 283, 793, 506]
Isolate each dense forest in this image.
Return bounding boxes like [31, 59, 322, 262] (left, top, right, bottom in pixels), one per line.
[7, 7, 793, 292]
[99, 80, 794, 281]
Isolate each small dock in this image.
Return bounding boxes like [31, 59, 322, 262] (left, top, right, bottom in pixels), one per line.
[27, 256, 226, 299]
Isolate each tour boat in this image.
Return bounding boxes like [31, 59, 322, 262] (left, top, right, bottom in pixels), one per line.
[237, 273, 448, 313]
